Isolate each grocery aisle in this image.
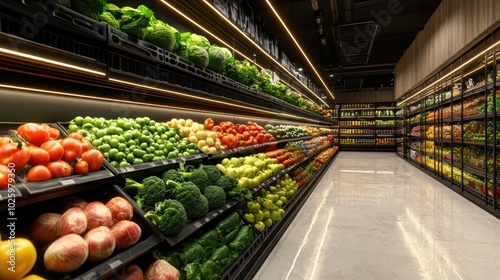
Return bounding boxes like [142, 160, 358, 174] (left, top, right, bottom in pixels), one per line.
[253, 152, 500, 280]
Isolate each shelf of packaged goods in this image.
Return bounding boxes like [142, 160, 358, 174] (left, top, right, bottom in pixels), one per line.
[338, 116, 376, 120]
[337, 125, 376, 129]
[227, 149, 339, 280]
[339, 134, 375, 138]
[376, 134, 400, 138]
[341, 107, 375, 111]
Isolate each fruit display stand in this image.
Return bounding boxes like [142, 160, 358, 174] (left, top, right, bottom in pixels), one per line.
[336, 103, 403, 151]
[0, 1, 339, 279]
[398, 32, 500, 218]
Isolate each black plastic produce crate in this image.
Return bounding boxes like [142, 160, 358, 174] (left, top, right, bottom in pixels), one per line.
[0, 0, 107, 42]
[114, 162, 243, 247]
[10, 185, 161, 280]
[0, 122, 114, 206]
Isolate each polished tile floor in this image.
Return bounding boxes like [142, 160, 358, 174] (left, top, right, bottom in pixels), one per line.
[253, 152, 500, 280]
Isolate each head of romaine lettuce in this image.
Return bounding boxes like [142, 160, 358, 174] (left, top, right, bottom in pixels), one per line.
[207, 46, 227, 72]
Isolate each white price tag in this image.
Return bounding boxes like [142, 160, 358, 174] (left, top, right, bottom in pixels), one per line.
[108, 259, 122, 269]
[59, 179, 76, 185]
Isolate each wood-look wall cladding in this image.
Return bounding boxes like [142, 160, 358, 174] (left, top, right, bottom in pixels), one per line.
[394, 0, 500, 99]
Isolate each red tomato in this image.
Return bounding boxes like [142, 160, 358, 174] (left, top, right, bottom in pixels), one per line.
[47, 160, 72, 178]
[41, 140, 64, 161]
[0, 164, 9, 188]
[41, 124, 60, 139]
[0, 143, 31, 169]
[30, 147, 50, 166]
[67, 132, 83, 141]
[81, 150, 104, 172]
[81, 139, 92, 152]
[74, 160, 89, 175]
[27, 165, 52, 182]
[61, 138, 82, 162]
[17, 123, 51, 146]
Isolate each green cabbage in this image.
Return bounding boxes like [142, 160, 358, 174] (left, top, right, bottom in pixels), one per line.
[220, 47, 233, 59]
[207, 46, 227, 72]
[184, 45, 209, 67]
[186, 34, 210, 50]
[145, 23, 176, 51]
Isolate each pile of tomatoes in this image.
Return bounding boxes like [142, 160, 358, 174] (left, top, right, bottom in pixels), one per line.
[0, 123, 104, 188]
[204, 119, 277, 149]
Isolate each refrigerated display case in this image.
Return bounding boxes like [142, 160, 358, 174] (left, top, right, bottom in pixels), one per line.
[399, 29, 500, 218]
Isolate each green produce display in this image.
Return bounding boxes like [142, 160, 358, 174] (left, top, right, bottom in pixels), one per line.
[68, 116, 199, 167]
[124, 176, 167, 212]
[215, 153, 283, 189]
[144, 199, 187, 235]
[264, 124, 312, 140]
[240, 173, 298, 232]
[154, 212, 254, 279]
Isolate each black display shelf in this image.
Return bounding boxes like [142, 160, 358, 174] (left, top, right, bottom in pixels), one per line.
[114, 183, 242, 247]
[0, 2, 333, 125]
[16, 185, 162, 280]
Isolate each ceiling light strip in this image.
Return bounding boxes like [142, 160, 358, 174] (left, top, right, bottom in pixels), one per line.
[265, 0, 335, 100]
[0, 48, 105, 76]
[201, 0, 328, 106]
[397, 40, 500, 106]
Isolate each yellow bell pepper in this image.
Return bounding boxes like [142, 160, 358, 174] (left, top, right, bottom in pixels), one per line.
[0, 236, 37, 280]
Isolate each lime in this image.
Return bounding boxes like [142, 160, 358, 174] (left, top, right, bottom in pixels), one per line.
[135, 117, 145, 126]
[110, 161, 119, 168]
[95, 129, 107, 138]
[99, 143, 111, 153]
[116, 119, 125, 128]
[119, 160, 130, 167]
[107, 126, 118, 135]
[73, 116, 84, 125]
[93, 119, 104, 128]
[142, 154, 152, 162]
[83, 116, 93, 124]
[92, 139, 102, 147]
[102, 135, 111, 143]
[133, 158, 144, 165]
[68, 124, 79, 133]
[109, 139, 119, 148]
[123, 132, 133, 141]
[108, 148, 119, 158]
[114, 152, 126, 161]
[82, 123, 93, 130]
[118, 143, 127, 150]
[126, 153, 135, 164]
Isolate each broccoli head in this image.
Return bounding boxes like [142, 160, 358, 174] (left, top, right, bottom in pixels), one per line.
[144, 199, 187, 235]
[204, 186, 226, 210]
[188, 168, 210, 192]
[166, 180, 207, 220]
[178, 162, 210, 192]
[162, 169, 185, 183]
[124, 176, 166, 212]
[190, 194, 209, 220]
[201, 164, 222, 185]
[215, 175, 238, 193]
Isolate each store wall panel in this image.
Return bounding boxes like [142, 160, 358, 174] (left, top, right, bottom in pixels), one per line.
[395, 0, 500, 99]
[333, 88, 394, 104]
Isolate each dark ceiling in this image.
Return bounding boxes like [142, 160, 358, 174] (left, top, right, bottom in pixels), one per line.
[246, 0, 442, 96]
